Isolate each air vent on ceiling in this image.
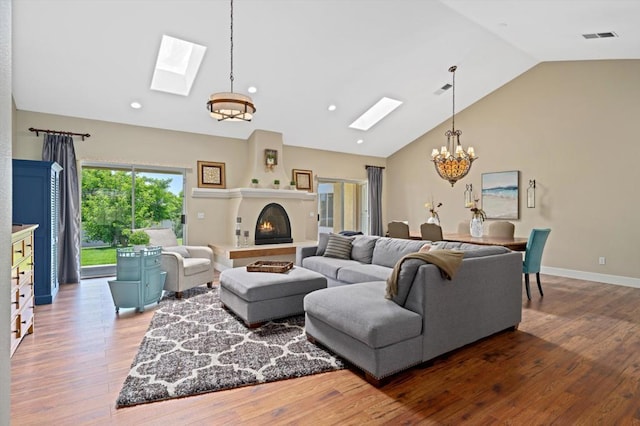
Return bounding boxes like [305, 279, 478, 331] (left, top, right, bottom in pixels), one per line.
[582, 31, 618, 39]
[434, 83, 452, 95]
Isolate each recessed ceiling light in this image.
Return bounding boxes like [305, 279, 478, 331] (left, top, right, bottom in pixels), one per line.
[328, 104, 337, 111]
[130, 102, 142, 109]
[150, 35, 206, 96]
[356, 139, 364, 144]
[349, 97, 403, 131]
[248, 86, 257, 94]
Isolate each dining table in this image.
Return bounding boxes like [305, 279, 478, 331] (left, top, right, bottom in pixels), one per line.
[409, 232, 528, 251]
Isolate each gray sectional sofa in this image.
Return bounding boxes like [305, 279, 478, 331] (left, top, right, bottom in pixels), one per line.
[298, 234, 523, 383]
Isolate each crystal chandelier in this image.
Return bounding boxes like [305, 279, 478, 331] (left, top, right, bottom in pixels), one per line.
[431, 65, 476, 186]
[207, 0, 256, 121]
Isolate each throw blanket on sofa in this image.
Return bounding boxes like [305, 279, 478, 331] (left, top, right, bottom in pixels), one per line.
[385, 250, 465, 300]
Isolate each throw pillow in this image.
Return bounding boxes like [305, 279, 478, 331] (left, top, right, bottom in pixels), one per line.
[323, 234, 354, 260]
[316, 233, 330, 256]
[351, 235, 378, 263]
[164, 246, 191, 258]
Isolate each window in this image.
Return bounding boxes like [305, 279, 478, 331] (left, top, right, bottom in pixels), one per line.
[80, 163, 185, 277]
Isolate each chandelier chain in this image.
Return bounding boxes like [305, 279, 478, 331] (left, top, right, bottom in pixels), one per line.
[451, 67, 455, 132]
[229, 0, 234, 92]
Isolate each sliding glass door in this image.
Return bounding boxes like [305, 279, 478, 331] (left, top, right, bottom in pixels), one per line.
[317, 179, 368, 235]
[80, 163, 185, 277]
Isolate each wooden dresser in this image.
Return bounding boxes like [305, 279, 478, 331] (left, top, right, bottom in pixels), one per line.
[11, 224, 39, 357]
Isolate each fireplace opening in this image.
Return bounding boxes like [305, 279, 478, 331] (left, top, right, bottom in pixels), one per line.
[255, 203, 293, 245]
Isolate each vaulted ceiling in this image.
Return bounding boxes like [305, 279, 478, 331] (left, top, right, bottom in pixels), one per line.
[12, 0, 640, 157]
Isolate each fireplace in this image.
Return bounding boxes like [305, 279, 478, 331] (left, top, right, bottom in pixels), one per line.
[255, 203, 293, 245]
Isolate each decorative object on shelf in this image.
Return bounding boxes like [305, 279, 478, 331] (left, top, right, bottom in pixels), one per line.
[273, 179, 280, 189]
[265, 149, 278, 171]
[207, 0, 256, 121]
[424, 198, 442, 225]
[243, 230, 250, 247]
[197, 160, 226, 189]
[464, 183, 473, 207]
[527, 179, 536, 208]
[467, 198, 486, 237]
[292, 169, 313, 192]
[430, 65, 477, 186]
[289, 180, 296, 190]
[251, 178, 259, 188]
[481, 170, 519, 219]
[235, 217, 242, 247]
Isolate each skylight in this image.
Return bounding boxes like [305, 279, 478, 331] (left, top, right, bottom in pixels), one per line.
[349, 97, 403, 131]
[150, 35, 206, 96]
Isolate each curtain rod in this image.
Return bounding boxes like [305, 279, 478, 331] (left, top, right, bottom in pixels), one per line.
[365, 165, 385, 169]
[29, 127, 90, 141]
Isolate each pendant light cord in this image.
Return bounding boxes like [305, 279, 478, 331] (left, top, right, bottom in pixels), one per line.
[229, 0, 234, 93]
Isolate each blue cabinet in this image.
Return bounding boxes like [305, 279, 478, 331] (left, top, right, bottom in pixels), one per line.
[12, 159, 62, 305]
[108, 246, 166, 313]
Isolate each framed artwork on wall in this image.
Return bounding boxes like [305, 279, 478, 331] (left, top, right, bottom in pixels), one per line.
[481, 170, 519, 219]
[197, 161, 226, 189]
[292, 169, 313, 192]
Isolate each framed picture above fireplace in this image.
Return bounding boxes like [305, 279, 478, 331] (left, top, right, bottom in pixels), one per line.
[292, 169, 313, 192]
[197, 161, 226, 189]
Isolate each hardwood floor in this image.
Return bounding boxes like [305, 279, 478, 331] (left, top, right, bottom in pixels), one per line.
[10, 273, 640, 425]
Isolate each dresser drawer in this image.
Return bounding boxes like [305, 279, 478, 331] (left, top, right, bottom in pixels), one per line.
[10, 306, 34, 355]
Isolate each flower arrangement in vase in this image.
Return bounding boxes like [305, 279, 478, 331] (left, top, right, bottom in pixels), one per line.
[466, 198, 486, 237]
[424, 199, 442, 225]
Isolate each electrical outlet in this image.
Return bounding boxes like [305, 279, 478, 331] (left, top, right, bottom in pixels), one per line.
[599, 257, 606, 265]
[197, 212, 205, 219]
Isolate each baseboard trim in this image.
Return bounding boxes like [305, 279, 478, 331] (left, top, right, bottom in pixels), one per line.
[541, 266, 640, 289]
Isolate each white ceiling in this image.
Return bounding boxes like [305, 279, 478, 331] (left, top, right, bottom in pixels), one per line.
[12, 0, 640, 158]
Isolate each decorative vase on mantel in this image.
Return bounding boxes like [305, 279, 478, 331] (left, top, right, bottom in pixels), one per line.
[470, 216, 483, 237]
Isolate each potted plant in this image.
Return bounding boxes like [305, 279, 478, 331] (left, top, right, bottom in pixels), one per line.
[123, 229, 150, 250]
[290, 180, 297, 190]
[251, 178, 259, 188]
[273, 179, 280, 189]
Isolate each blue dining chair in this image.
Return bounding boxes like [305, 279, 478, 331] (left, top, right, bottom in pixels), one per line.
[523, 228, 551, 300]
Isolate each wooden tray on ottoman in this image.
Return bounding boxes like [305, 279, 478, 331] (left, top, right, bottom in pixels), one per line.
[246, 260, 293, 273]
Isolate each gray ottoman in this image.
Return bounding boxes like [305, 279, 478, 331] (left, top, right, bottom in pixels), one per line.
[219, 266, 327, 328]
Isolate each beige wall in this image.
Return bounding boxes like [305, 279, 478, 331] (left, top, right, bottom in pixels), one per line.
[13, 111, 385, 246]
[387, 60, 640, 280]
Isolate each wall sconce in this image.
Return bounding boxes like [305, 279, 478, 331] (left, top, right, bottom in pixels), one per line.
[464, 183, 473, 207]
[527, 179, 536, 208]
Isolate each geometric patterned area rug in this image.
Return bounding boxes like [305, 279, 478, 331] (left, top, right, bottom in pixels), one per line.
[116, 286, 344, 408]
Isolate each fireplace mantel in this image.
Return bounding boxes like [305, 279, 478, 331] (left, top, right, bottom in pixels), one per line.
[191, 187, 316, 200]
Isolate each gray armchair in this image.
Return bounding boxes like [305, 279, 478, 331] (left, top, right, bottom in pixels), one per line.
[143, 228, 214, 298]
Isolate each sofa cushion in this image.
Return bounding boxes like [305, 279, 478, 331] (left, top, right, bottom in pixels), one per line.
[324, 234, 354, 259]
[316, 233, 330, 256]
[336, 264, 392, 284]
[164, 246, 191, 258]
[371, 237, 428, 268]
[302, 256, 362, 280]
[350, 235, 379, 264]
[182, 257, 212, 276]
[432, 241, 510, 257]
[304, 281, 422, 348]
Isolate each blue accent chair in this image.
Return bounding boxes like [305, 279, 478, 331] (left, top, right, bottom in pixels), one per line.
[523, 228, 551, 300]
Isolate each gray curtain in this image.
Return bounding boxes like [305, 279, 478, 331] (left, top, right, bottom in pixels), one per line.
[366, 166, 384, 236]
[43, 134, 80, 284]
